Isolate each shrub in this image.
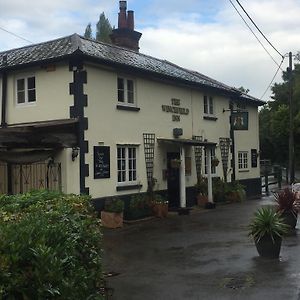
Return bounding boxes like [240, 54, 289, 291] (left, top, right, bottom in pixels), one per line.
[0, 190, 104, 300]
[125, 194, 152, 220]
[274, 188, 297, 213]
[104, 197, 124, 213]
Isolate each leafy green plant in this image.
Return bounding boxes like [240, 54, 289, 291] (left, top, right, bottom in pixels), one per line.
[104, 197, 124, 213]
[248, 206, 289, 243]
[0, 190, 104, 300]
[274, 188, 297, 213]
[152, 194, 168, 204]
[125, 194, 152, 220]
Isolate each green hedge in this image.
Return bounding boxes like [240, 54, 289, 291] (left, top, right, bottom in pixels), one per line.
[0, 190, 104, 300]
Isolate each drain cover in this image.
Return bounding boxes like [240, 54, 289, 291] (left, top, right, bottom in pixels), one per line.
[221, 274, 255, 290]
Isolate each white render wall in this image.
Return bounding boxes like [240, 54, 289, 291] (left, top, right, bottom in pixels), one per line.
[84, 64, 260, 199]
[5, 63, 73, 124]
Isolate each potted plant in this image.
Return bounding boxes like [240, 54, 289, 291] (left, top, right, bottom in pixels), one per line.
[101, 197, 124, 228]
[170, 158, 181, 169]
[274, 188, 298, 229]
[125, 194, 153, 220]
[152, 194, 168, 218]
[211, 157, 219, 167]
[248, 206, 289, 259]
[195, 176, 208, 207]
[224, 181, 245, 203]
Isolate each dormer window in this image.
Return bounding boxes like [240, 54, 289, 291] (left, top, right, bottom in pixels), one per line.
[16, 75, 36, 105]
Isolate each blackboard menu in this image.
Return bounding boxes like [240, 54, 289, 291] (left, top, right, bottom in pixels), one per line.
[94, 146, 110, 179]
[251, 149, 257, 168]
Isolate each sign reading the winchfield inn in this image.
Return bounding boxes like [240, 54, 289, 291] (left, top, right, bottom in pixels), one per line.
[162, 98, 189, 122]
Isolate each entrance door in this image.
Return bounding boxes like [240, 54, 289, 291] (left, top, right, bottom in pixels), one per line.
[167, 152, 180, 208]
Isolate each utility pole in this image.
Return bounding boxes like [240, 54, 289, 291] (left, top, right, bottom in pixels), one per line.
[288, 51, 294, 184]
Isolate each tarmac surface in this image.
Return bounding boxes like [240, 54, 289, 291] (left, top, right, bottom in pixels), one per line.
[103, 195, 300, 300]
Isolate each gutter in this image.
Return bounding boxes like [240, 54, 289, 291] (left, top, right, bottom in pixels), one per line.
[1, 71, 7, 127]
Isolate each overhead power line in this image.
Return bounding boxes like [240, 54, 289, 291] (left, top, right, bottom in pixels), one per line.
[228, 0, 283, 70]
[234, 0, 284, 59]
[260, 56, 285, 100]
[0, 26, 33, 44]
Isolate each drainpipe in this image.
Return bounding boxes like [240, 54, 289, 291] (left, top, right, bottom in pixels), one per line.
[1, 71, 7, 127]
[230, 101, 236, 182]
[207, 147, 213, 203]
[180, 146, 186, 208]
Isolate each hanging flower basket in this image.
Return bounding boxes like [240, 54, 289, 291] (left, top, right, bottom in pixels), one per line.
[211, 157, 220, 167]
[170, 158, 181, 169]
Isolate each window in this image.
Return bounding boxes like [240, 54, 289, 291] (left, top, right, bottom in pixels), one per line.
[117, 146, 137, 184]
[204, 95, 214, 115]
[16, 75, 36, 105]
[238, 151, 248, 170]
[117, 77, 135, 105]
[204, 148, 216, 174]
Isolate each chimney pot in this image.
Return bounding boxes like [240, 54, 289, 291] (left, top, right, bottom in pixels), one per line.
[127, 10, 134, 30]
[119, 1, 127, 10]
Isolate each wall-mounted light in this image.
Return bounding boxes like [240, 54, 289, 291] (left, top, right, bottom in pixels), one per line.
[72, 147, 79, 161]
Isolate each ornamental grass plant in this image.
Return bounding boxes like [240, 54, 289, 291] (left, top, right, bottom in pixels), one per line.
[274, 188, 297, 213]
[0, 190, 104, 300]
[248, 206, 289, 243]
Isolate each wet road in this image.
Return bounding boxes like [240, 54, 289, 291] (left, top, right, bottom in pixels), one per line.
[103, 197, 300, 300]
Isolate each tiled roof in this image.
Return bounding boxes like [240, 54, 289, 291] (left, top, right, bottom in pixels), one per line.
[0, 34, 264, 105]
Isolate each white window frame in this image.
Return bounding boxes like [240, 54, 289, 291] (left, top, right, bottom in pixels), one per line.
[15, 74, 36, 106]
[204, 95, 214, 115]
[117, 76, 136, 106]
[117, 145, 138, 185]
[238, 151, 248, 170]
[204, 148, 217, 175]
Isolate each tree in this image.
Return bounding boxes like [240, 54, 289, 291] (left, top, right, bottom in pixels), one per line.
[259, 53, 300, 166]
[96, 12, 112, 43]
[84, 23, 93, 39]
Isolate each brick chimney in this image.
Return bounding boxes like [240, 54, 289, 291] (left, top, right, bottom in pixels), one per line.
[110, 1, 142, 52]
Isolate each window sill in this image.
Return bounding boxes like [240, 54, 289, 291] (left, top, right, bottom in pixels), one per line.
[203, 115, 218, 121]
[116, 184, 143, 191]
[238, 169, 249, 173]
[116, 105, 140, 112]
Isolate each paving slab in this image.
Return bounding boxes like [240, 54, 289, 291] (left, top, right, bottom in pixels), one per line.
[103, 197, 300, 300]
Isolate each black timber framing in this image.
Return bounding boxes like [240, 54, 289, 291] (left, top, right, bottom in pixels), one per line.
[69, 58, 89, 195]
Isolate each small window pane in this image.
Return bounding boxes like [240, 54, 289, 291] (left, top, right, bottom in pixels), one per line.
[209, 97, 213, 114]
[17, 91, 25, 103]
[27, 77, 35, 89]
[204, 96, 208, 114]
[118, 78, 124, 102]
[127, 80, 134, 104]
[17, 79, 25, 91]
[118, 90, 124, 102]
[28, 90, 36, 102]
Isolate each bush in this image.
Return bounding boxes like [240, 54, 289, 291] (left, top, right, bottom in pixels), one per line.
[125, 194, 153, 220]
[0, 190, 104, 300]
[104, 197, 124, 213]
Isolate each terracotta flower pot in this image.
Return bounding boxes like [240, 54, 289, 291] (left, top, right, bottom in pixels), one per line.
[197, 194, 208, 207]
[153, 203, 168, 218]
[101, 211, 123, 228]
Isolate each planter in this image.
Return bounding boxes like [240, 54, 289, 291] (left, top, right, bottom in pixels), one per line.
[170, 159, 181, 169]
[255, 234, 282, 259]
[211, 160, 219, 167]
[197, 194, 208, 207]
[101, 211, 123, 228]
[153, 203, 168, 218]
[281, 210, 298, 229]
[225, 191, 241, 203]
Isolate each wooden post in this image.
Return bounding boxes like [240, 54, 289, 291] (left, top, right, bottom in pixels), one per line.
[265, 169, 269, 196]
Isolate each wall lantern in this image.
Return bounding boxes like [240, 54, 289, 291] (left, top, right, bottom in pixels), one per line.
[72, 147, 79, 161]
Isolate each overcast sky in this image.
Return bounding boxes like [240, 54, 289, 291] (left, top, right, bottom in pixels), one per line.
[0, 0, 299, 101]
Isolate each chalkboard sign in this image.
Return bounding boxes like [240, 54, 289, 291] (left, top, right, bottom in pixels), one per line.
[94, 146, 110, 179]
[251, 149, 258, 168]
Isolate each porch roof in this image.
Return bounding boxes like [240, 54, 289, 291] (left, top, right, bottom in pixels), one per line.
[0, 118, 78, 149]
[157, 138, 217, 147]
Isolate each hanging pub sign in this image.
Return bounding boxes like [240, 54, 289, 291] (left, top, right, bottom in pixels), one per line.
[251, 149, 258, 168]
[94, 146, 110, 179]
[232, 111, 249, 130]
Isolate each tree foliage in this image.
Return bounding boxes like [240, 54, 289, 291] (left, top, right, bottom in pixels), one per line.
[84, 23, 93, 39]
[83, 12, 113, 43]
[259, 52, 300, 165]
